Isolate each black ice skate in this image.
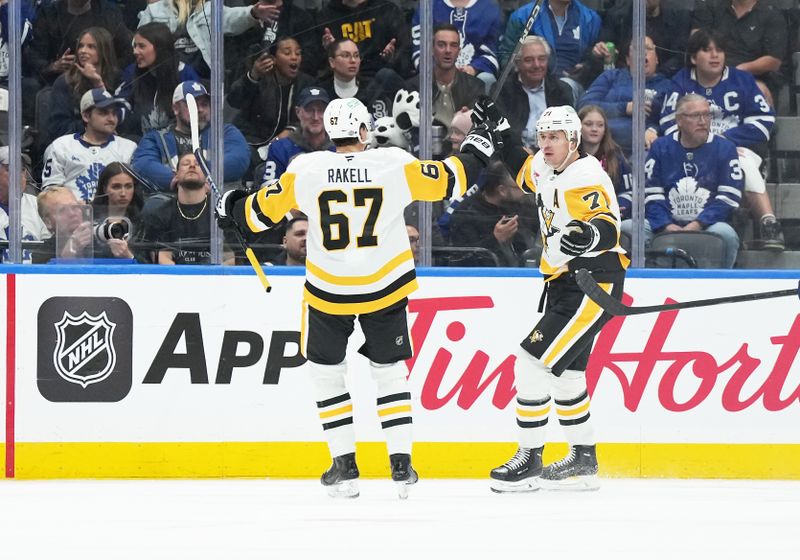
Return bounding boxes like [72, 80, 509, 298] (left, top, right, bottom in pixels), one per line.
[321, 453, 360, 498]
[390, 453, 418, 500]
[489, 446, 543, 493]
[539, 444, 599, 491]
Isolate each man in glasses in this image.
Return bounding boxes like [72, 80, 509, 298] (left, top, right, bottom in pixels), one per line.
[645, 94, 743, 268]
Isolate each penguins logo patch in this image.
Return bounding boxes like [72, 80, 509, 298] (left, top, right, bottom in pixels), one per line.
[529, 330, 544, 343]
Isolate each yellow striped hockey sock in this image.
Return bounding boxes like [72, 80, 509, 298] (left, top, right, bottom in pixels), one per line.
[516, 395, 550, 449]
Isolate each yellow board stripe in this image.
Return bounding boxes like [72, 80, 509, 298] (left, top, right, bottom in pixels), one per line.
[318, 404, 352, 419]
[9, 442, 800, 479]
[303, 279, 418, 315]
[306, 250, 414, 287]
[556, 400, 590, 417]
[516, 406, 551, 418]
[378, 405, 412, 417]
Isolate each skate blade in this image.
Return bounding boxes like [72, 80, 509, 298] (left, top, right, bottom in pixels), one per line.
[489, 478, 540, 494]
[539, 474, 599, 491]
[326, 479, 360, 499]
[395, 475, 418, 500]
[396, 481, 412, 500]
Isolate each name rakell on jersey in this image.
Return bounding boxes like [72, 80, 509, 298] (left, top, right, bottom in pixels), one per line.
[327, 168, 372, 183]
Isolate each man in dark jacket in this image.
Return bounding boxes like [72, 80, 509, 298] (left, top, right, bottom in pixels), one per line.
[29, 0, 132, 86]
[450, 161, 538, 267]
[492, 36, 574, 150]
[131, 81, 250, 191]
[317, 0, 411, 80]
[405, 24, 484, 129]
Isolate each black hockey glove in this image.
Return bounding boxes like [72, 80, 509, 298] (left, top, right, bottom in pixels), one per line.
[215, 188, 249, 231]
[472, 95, 511, 140]
[460, 125, 496, 166]
[560, 220, 600, 257]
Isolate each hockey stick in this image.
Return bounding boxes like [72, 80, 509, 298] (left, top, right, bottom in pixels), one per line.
[575, 268, 800, 317]
[492, 0, 545, 101]
[186, 93, 272, 293]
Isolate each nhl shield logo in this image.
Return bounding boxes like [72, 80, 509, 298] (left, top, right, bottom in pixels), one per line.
[53, 311, 117, 388]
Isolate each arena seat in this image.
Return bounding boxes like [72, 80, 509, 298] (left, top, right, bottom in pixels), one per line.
[647, 231, 728, 269]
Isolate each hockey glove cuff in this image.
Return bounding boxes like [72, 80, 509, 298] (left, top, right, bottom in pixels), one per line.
[560, 220, 600, 256]
[460, 125, 496, 166]
[216, 189, 249, 231]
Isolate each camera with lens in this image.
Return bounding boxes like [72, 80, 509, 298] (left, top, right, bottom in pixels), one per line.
[93, 217, 131, 242]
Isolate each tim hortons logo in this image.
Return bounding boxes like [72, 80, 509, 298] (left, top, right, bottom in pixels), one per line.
[404, 295, 800, 413]
[53, 310, 117, 388]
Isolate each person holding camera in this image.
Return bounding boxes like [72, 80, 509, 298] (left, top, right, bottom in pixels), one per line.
[32, 186, 92, 264]
[90, 161, 146, 261]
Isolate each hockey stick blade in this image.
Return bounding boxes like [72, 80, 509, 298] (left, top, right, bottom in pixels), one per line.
[492, 0, 544, 101]
[575, 268, 799, 317]
[186, 93, 201, 153]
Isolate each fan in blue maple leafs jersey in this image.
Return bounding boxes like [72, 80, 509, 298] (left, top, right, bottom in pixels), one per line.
[657, 28, 783, 250]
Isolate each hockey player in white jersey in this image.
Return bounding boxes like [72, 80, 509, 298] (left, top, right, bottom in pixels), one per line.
[217, 97, 497, 499]
[42, 88, 136, 202]
[473, 98, 629, 492]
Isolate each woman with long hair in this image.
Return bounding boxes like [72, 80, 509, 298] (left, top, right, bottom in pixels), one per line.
[579, 104, 641, 249]
[115, 22, 200, 135]
[91, 161, 146, 261]
[579, 105, 633, 220]
[47, 27, 120, 141]
[227, 36, 314, 155]
[138, 0, 267, 78]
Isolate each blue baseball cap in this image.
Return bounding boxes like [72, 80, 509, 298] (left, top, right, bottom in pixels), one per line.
[172, 81, 209, 104]
[79, 88, 128, 113]
[297, 87, 330, 108]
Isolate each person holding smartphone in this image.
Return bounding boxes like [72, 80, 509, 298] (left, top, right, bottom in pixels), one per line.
[449, 160, 539, 267]
[47, 27, 122, 142]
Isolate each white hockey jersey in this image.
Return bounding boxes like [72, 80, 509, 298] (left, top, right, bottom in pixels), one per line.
[240, 147, 469, 315]
[1, 193, 51, 263]
[42, 133, 138, 202]
[515, 152, 629, 279]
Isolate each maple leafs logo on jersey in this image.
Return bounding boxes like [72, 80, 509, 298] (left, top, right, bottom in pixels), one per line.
[669, 176, 710, 222]
[76, 162, 106, 202]
[708, 101, 739, 136]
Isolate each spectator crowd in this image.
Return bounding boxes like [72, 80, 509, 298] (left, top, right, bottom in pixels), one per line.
[3, 0, 800, 267]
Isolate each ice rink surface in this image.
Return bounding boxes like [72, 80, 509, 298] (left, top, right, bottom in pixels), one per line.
[1, 478, 799, 559]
